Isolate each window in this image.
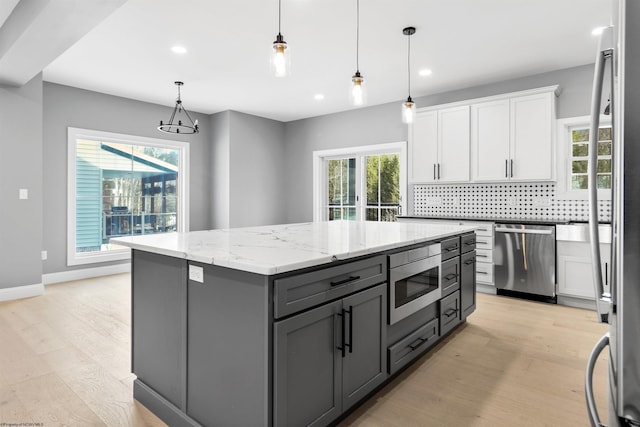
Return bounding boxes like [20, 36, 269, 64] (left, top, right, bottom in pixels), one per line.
[67, 128, 189, 265]
[555, 116, 612, 200]
[314, 142, 406, 222]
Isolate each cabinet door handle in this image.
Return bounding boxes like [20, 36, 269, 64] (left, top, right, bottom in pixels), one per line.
[346, 306, 353, 354]
[464, 258, 476, 265]
[408, 337, 426, 350]
[444, 308, 458, 318]
[444, 273, 458, 281]
[438, 163, 441, 180]
[505, 159, 508, 178]
[330, 275, 360, 287]
[336, 311, 346, 358]
[433, 164, 436, 180]
[510, 159, 514, 178]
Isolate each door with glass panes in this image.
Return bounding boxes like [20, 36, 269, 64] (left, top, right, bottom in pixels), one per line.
[325, 153, 401, 222]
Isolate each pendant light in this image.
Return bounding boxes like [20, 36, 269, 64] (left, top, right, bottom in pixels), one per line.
[402, 26, 416, 124]
[350, 0, 365, 105]
[271, 0, 290, 77]
[158, 81, 199, 134]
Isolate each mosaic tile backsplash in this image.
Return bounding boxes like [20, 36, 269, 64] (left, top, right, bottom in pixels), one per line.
[412, 183, 611, 222]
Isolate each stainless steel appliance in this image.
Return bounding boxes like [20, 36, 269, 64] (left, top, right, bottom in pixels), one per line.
[388, 243, 441, 324]
[585, 1, 640, 425]
[494, 223, 556, 299]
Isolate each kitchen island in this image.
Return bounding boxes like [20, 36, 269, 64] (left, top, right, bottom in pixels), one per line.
[113, 221, 477, 427]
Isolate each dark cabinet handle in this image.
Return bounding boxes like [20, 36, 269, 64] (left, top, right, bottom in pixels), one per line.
[345, 306, 353, 354]
[330, 275, 360, 287]
[464, 258, 476, 265]
[444, 273, 458, 281]
[408, 337, 426, 350]
[505, 159, 508, 178]
[438, 163, 441, 180]
[477, 271, 489, 275]
[476, 253, 488, 258]
[464, 240, 476, 246]
[445, 246, 459, 252]
[605, 262, 608, 286]
[444, 308, 458, 318]
[510, 159, 514, 178]
[433, 164, 436, 180]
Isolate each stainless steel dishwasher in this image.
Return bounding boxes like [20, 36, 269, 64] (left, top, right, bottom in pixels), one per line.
[494, 223, 556, 300]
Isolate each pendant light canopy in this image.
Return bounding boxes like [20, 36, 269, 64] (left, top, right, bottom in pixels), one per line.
[350, 0, 365, 106]
[402, 26, 416, 124]
[271, 0, 290, 77]
[158, 81, 199, 134]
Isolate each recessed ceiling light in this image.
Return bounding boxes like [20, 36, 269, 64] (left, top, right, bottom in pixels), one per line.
[314, 94, 325, 100]
[419, 69, 433, 77]
[591, 26, 606, 36]
[171, 46, 187, 54]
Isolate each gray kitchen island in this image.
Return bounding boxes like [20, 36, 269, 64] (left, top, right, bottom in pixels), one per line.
[113, 221, 477, 427]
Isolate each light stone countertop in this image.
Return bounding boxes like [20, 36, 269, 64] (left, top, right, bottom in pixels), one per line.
[112, 221, 477, 275]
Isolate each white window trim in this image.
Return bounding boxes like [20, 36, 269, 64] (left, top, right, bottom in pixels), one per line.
[555, 115, 611, 200]
[67, 127, 190, 266]
[312, 141, 407, 222]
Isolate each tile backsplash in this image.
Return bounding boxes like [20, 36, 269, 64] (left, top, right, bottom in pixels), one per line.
[412, 183, 611, 222]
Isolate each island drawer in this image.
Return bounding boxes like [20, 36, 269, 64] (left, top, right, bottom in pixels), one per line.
[461, 232, 476, 253]
[440, 290, 461, 336]
[441, 257, 460, 297]
[274, 255, 387, 318]
[388, 317, 439, 375]
[441, 236, 460, 261]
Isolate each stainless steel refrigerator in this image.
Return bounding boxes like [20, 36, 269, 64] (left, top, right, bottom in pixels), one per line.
[585, 0, 640, 426]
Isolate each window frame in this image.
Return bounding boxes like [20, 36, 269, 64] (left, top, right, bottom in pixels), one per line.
[312, 142, 407, 222]
[67, 127, 190, 266]
[555, 115, 612, 200]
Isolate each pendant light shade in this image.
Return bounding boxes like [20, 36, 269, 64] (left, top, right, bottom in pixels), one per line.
[158, 81, 199, 134]
[271, 0, 290, 77]
[350, 0, 366, 106]
[402, 26, 416, 124]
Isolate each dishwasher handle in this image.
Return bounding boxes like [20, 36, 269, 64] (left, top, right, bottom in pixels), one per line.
[495, 227, 554, 235]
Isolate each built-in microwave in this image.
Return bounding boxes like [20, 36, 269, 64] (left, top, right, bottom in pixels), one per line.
[388, 243, 442, 325]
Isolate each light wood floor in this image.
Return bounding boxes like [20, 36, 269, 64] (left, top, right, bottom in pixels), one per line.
[0, 274, 608, 426]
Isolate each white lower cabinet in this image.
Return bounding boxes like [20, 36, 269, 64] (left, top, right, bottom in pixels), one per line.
[556, 224, 612, 309]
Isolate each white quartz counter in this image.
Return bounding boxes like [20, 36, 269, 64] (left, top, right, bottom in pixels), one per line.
[112, 221, 477, 275]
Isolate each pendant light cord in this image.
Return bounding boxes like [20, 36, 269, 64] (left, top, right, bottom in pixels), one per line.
[278, 0, 282, 34]
[356, 0, 360, 72]
[407, 32, 411, 98]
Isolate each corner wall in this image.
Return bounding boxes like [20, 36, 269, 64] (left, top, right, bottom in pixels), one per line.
[0, 74, 43, 294]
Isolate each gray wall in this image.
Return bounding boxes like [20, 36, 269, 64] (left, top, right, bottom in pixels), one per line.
[282, 64, 595, 223]
[210, 110, 286, 228]
[0, 74, 43, 289]
[42, 83, 211, 275]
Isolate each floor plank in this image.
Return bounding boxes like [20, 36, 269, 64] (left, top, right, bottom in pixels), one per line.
[0, 274, 609, 426]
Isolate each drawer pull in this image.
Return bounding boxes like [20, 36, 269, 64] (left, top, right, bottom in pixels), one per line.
[464, 258, 476, 265]
[444, 273, 458, 281]
[443, 308, 458, 318]
[476, 254, 488, 258]
[477, 271, 489, 275]
[330, 275, 361, 287]
[408, 337, 426, 350]
[464, 240, 476, 246]
[445, 246, 459, 252]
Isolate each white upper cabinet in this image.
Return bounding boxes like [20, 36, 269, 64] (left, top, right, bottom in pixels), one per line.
[409, 106, 470, 183]
[471, 89, 556, 182]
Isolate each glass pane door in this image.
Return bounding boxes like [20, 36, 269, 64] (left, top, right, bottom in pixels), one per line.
[365, 154, 400, 222]
[326, 158, 357, 220]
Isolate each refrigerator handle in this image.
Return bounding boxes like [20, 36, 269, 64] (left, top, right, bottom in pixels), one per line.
[585, 333, 609, 427]
[588, 25, 614, 323]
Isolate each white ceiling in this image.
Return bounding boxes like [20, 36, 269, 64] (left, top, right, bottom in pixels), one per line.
[8, 0, 613, 122]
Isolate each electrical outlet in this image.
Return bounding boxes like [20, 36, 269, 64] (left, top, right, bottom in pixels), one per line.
[427, 197, 442, 207]
[452, 197, 460, 207]
[189, 264, 204, 283]
[41, 250, 47, 261]
[19, 189, 28, 200]
[532, 197, 552, 207]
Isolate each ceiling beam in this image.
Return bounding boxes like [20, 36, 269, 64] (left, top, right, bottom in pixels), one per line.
[0, 0, 128, 86]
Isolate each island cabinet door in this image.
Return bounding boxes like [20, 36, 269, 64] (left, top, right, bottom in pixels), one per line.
[341, 284, 387, 411]
[460, 250, 477, 319]
[274, 300, 343, 427]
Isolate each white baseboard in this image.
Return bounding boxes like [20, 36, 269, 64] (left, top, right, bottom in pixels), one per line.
[43, 262, 131, 285]
[0, 283, 44, 302]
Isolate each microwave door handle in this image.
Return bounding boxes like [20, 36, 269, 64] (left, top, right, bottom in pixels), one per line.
[588, 25, 613, 323]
